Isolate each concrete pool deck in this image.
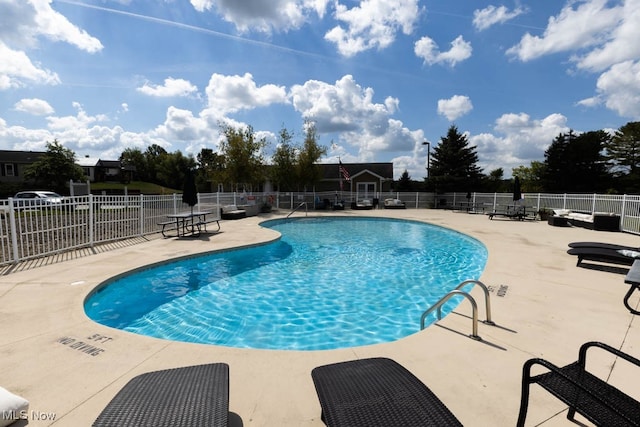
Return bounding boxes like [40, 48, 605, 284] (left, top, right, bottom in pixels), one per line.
[1, 208, 639, 426]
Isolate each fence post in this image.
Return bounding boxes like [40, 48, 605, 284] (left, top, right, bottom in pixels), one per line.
[621, 194, 627, 227]
[89, 194, 95, 248]
[8, 200, 19, 263]
[139, 194, 144, 236]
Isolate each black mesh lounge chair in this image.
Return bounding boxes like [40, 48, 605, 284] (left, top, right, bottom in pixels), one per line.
[311, 357, 462, 427]
[567, 247, 640, 267]
[93, 363, 229, 427]
[568, 241, 639, 251]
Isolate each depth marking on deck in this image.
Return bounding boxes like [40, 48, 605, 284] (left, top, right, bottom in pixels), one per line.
[56, 333, 113, 357]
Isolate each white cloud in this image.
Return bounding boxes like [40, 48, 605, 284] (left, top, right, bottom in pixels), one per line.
[14, 98, 54, 115]
[30, 0, 103, 53]
[137, 78, 198, 98]
[507, 0, 622, 62]
[414, 35, 472, 66]
[325, 0, 421, 57]
[472, 112, 569, 174]
[573, 0, 640, 72]
[204, 73, 288, 115]
[152, 106, 211, 144]
[437, 95, 473, 121]
[472, 5, 526, 31]
[290, 74, 419, 163]
[0, 0, 101, 91]
[576, 96, 602, 108]
[0, 42, 60, 89]
[594, 60, 640, 119]
[190, 0, 330, 32]
[46, 103, 108, 132]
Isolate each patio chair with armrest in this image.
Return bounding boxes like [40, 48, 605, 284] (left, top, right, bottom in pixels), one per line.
[311, 357, 462, 427]
[517, 341, 640, 427]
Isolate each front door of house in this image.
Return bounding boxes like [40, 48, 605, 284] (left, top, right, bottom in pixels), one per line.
[357, 182, 376, 200]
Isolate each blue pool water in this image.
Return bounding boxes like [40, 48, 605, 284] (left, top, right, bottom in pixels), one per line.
[85, 217, 487, 350]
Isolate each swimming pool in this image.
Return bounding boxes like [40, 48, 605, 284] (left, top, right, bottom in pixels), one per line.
[85, 217, 487, 350]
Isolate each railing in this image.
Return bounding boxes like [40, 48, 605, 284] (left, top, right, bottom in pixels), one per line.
[0, 190, 639, 269]
[419, 280, 495, 340]
[287, 202, 308, 218]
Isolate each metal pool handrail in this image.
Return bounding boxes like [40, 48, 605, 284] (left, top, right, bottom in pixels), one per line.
[420, 279, 495, 340]
[287, 201, 308, 218]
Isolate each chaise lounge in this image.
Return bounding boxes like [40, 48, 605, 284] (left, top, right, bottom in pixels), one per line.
[567, 247, 640, 267]
[311, 357, 462, 427]
[93, 363, 229, 427]
[568, 241, 639, 251]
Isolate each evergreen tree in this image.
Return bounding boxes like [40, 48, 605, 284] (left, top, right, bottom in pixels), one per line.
[429, 125, 483, 192]
[396, 170, 413, 191]
[606, 121, 640, 175]
[605, 121, 640, 192]
[543, 130, 609, 192]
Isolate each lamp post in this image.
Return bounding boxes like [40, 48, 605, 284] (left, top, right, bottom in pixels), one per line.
[422, 140, 430, 179]
[423, 140, 434, 207]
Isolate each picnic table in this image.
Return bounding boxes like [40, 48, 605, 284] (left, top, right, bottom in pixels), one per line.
[160, 211, 219, 237]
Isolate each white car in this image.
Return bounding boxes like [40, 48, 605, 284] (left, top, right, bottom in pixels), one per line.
[13, 191, 64, 208]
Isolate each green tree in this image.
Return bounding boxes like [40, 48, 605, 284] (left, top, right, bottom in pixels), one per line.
[270, 127, 298, 191]
[512, 162, 545, 192]
[396, 170, 413, 191]
[196, 148, 225, 192]
[543, 130, 609, 192]
[605, 121, 640, 192]
[156, 151, 197, 191]
[144, 144, 168, 185]
[483, 168, 504, 192]
[606, 121, 640, 175]
[429, 125, 483, 192]
[296, 121, 327, 191]
[219, 124, 268, 191]
[119, 148, 147, 182]
[24, 139, 84, 194]
[542, 131, 573, 192]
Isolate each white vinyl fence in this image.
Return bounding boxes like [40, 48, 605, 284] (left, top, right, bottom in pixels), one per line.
[0, 191, 638, 268]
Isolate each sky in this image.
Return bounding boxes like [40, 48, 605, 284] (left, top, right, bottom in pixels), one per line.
[1, 0, 640, 180]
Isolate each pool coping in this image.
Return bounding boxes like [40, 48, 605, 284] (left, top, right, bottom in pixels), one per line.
[1, 209, 639, 426]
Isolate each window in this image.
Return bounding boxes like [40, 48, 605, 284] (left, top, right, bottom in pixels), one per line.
[4, 164, 15, 176]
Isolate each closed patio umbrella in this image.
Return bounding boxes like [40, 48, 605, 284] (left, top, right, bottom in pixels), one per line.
[182, 169, 198, 215]
[513, 176, 522, 203]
